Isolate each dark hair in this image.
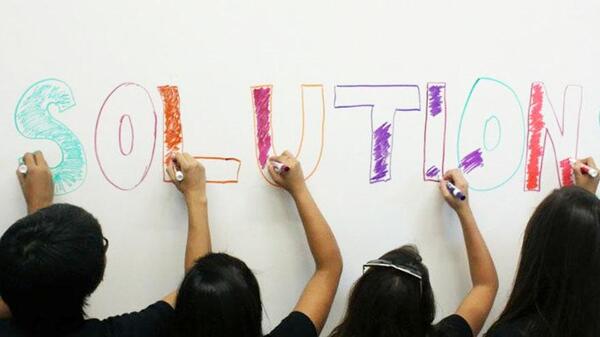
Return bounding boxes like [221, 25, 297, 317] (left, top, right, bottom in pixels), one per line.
[173, 253, 263, 337]
[487, 186, 600, 337]
[329, 245, 436, 337]
[0, 203, 106, 334]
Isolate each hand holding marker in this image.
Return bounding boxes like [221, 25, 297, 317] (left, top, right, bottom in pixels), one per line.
[18, 162, 28, 175]
[435, 169, 467, 201]
[443, 180, 466, 201]
[172, 153, 185, 181]
[569, 158, 598, 178]
[271, 161, 290, 175]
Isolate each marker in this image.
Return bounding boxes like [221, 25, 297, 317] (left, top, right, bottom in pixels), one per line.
[433, 179, 466, 201]
[18, 164, 28, 175]
[271, 161, 290, 174]
[569, 158, 598, 178]
[175, 169, 184, 182]
[445, 181, 467, 201]
[171, 154, 184, 182]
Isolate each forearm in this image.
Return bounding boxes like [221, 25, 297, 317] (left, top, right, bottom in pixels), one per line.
[184, 193, 211, 272]
[0, 298, 11, 319]
[458, 208, 498, 289]
[292, 187, 342, 272]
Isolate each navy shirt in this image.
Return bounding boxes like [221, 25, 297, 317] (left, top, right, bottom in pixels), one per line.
[0, 301, 174, 337]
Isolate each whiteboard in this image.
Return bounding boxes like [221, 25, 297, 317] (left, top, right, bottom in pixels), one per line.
[1, 1, 599, 335]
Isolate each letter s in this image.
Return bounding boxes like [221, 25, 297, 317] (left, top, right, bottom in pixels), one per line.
[15, 79, 87, 195]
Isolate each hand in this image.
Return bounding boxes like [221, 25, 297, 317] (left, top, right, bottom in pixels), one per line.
[268, 151, 307, 195]
[573, 157, 599, 194]
[17, 151, 54, 214]
[166, 152, 207, 202]
[439, 169, 470, 213]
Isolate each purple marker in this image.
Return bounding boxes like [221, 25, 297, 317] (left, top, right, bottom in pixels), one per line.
[445, 181, 466, 201]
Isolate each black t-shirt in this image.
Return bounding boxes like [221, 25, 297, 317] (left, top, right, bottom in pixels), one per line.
[266, 311, 317, 337]
[0, 301, 174, 337]
[430, 314, 473, 337]
[486, 319, 531, 337]
[265, 312, 471, 337]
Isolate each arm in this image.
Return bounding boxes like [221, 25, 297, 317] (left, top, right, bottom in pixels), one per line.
[0, 298, 10, 319]
[573, 157, 599, 194]
[1, 151, 55, 318]
[268, 151, 343, 333]
[166, 152, 211, 272]
[163, 153, 211, 307]
[17, 151, 54, 214]
[440, 169, 498, 336]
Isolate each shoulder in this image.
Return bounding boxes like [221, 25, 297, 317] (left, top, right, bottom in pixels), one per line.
[0, 319, 15, 334]
[431, 314, 473, 337]
[486, 321, 527, 337]
[0, 319, 20, 336]
[99, 301, 175, 336]
[266, 311, 317, 337]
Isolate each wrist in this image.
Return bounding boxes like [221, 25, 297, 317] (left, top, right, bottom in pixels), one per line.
[456, 204, 473, 219]
[184, 191, 207, 206]
[27, 200, 52, 214]
[290, 184, 309, 199]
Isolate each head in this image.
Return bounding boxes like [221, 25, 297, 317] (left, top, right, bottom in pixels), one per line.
[330, 245, 435, 337]
[0, 204, 106, 332]
[173, 253, 262, 337]
[489, 186, 600, 337]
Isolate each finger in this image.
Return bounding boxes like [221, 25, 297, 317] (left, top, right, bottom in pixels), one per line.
[443, 169, 457, 183]
[23, 153, 35, 167]
[33, 151, 48, 168]
[166, 163, 178, 183]
[183, 153, 195, 165]
[269, 155, 294, 169]
[573, 168, 584, 182]
[269, 154, 286, 163]
[267, 164, 283, 185]
[173, 152, 188, 169]
[16, 169, 26, 187]
[582, 157, 598, 169]
[439, 180, 451, 199]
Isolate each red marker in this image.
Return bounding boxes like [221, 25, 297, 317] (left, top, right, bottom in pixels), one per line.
[569, 159, 598, 178]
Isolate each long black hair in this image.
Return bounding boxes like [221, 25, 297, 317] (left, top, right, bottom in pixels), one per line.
[173, 253, 263, 337]
[487, 186, 600, 337]
[329, 245, 436, 337]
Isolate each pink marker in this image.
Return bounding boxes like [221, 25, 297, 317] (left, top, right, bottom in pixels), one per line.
[569, 158, 598, 178]
[271, 161, 290, 174]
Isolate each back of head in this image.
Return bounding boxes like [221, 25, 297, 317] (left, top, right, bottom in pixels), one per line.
[173, 253, 263, 337]
[0, 203, 106, 334]
[489, 186, 600, 337]
[330, 245, 435, 337]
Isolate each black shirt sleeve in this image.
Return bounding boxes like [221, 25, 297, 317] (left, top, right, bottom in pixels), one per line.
[101, 301, 175, 337]
[432, 314, 473, 337]
[486, 322, 526, 337]
[266, 311, 318, 337]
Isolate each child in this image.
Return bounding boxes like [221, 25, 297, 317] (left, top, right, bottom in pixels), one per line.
[329, 170, 498, 337]
[171, 151, 343, 337]
[0, 151, 207, 337]
[486, 158, 600, 337]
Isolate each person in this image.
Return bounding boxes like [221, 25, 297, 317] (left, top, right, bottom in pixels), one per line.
[171, 151, 343, 337]
[0, 151, 208, 336]
[329, 170, 498, 337]
[486, 158, 600, 337]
